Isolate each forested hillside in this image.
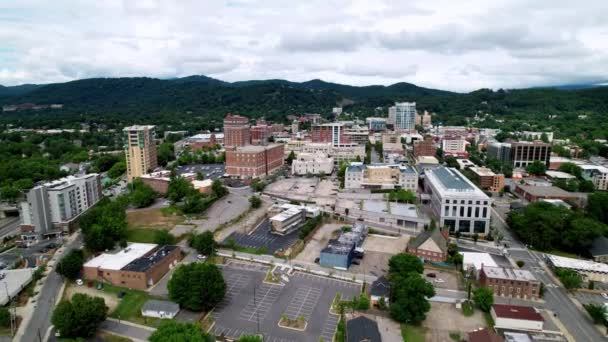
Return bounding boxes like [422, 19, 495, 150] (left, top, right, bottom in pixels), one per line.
[1, 76, 607, 139]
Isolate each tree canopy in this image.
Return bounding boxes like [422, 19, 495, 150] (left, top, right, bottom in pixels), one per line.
[473, 287, 494, 312]
[168, 262, 226, 311]
[388, 253, 424, 276]
[389, 273, 435, 324]
[80, 198, 128, 252]
[51, 293, 108, 339]
[57, 249, 85, 280]
[149, 320, 214, 342]
[189, 231, 216, 256]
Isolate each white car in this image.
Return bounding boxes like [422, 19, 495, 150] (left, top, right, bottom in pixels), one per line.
[76, 279, 84, 286]
[197, 254, 207, 260]
[601, 293, 608, 300]
[434, 278, 445, 283]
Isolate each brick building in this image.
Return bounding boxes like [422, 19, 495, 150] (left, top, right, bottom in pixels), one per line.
[250, 124, 273, 145]
[413, 136, 436, 158]
[83, 243, 181, 290]
[479, 266, 540, 300]
[225, 144, 284, 178]
[469, 167, 505, 192]
[406, 229, 449, 262]
[140, 171, 171, 195]
[311, 123, 349, 146]
[224, 114, 250, 147]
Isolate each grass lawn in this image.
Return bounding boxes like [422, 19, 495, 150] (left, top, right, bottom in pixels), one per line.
[125, 227, 162, 243]
[449, 332, 462, 341]
[101, 283, 162, 327]
[401, 324, 426, 342]
[127, 207, 184, 230]
[462, 300, 474, 316]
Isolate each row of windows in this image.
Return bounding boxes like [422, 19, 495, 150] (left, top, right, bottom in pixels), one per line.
[444, 206, 488, 219]
[446, 199, 488, 205]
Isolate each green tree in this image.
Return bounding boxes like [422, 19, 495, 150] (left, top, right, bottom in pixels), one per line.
[555, 268, 582, 289]
[389, 274, 435, 324]
[167, 176, 193, 203]
[154, 229, 176, 245]
[168, 263, 226, 311]
[388, 189, 416, 203]
[211, 179, 228, 198]
[587, 192, 608, 224]
[388, 253, 424, 276]
[337, 162, 348, 188]
[558, 162, 582, 179]
[250, 179, 266, 192]
[189, 231, 216, 256]
[80, 199, 128, 252]
[149, 320, 214, 342]
[181, 192, 206, 214]
[526, 161, 546, 175]
[584, 303, 607, 325]
[51, 293, 108, 338]
[445, 155, 460, 169]
[286, 150, 296, 165]
[579, 180, 595, 192]
[356, 293, 370, 310]
[0, 308, 10, 328]
[249, 195, 262, 209]
[0, 186, 20, 202]
[157, 142, 175, 167]
[473, 287, 494, 312]
[107, 161, 126, 179]
[57, 249, 85, 280]
[129, 179, 157, 208]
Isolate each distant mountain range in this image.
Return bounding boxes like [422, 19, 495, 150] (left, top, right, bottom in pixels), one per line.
[0, 76, 607, 130]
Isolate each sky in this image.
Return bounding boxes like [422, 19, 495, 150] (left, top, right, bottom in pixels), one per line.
[0, 0, 607, 92]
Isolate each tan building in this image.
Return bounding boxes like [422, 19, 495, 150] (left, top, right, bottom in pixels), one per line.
[83, 243, 181, 290]
[479, 266, 540, 300]
[124, 125, 157, 180]
[345, 163, 418, 191]
[469, 167, 505, 192]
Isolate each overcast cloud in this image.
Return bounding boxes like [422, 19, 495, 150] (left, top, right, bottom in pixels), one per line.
[0, 0, 607, 91]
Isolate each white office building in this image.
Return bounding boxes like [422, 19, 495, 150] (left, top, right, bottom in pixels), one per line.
[394, 102, 416, 132]
[580, 164, 608, 191]
[20, 174, 102, 237]
[345, 163, 418, 191]
[388, 106, 396, 126]
[424, 167, 492, 235]
[291, 152, 334, 175]
[442, 139, 470, 155]
[284, 141, 365, 165]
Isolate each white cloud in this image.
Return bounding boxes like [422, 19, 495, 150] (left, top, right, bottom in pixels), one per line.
[0, 0, 606, 91]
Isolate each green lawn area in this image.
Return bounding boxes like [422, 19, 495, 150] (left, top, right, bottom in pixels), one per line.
[462, 300, 474, 316]
[401, 324, 426, 342]
[125, 228, 161, 243]
[101, 283, 162, 327]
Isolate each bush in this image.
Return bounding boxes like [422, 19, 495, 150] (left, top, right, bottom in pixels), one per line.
[153, 230, 176, 245]
[0, 308, 10, 327]
[473, 287, 494, 312]
[249, 195, 262, 209]
[298, 215, 322, 240]
[52, 294, 108, 338]
[189, 231, 216, 256]
[555, 268, 583, 289]
[584, 303, 607, 326]
[150, 320, 214, 342]
[516, 260, 525, 268]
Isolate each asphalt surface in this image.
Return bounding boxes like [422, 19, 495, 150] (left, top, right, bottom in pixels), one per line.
[212, 263, 360, 342]
[224, 219, 300, 254]
[0, 217, 20, 240]
[21, 235, 83, 342]
[176, 163, 225, 179]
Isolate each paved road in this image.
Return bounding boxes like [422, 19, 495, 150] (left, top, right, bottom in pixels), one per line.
[509, 248, 606, 341]
[20, 235, 83, 342]
[99, 319, 153, 341]
[0, 217, 20, 239]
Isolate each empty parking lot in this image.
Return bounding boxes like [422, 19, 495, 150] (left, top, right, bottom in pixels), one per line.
[212, 263, 360, 342]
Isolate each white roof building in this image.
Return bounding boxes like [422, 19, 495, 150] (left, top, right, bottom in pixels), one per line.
[545, 254, 608, 282]
[84, 243, 157, 270]
[461, 252, 498, 277]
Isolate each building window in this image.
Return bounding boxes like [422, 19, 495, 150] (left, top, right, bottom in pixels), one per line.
[458, 220, 470, 232]
[444, 220, 456, 231]
[474, 221, 486, 233]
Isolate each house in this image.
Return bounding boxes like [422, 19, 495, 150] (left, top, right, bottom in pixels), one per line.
[468, 328, 504, 342]
[491, 304, 544, 331]
[141, 299, 180, 319]
[406, 229, 449, 262]
[370, 276, 390, 307]
[590, 236, 608, 264]
[346, 316, 382, 342]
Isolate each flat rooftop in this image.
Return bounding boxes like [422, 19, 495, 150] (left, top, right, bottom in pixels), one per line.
[123, 125, 155, 131]
[469, 167, 496, 177]
[516, 185, 575, 198]
[461, 252, 498, 270]
[427, 167, 489, 198]
[234, 144, 282, 153]
[122, 245, 179, 273]
[84, 243, 157, 270]
[545, 171, 576, 179]
[483, 266, 538, 282]
[546, 254, 608, 274]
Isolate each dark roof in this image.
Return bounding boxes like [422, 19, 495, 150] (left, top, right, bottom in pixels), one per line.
[468, 328, 504, 342]
[122, 245, 178, 272]
[590, 236, 608, 257]
[408, 229, 448, 253]
[492, 304, 544, 322]
[346, 316, 382, 342]
[370, 276, 390, 297]
[141, 299, 180, 314]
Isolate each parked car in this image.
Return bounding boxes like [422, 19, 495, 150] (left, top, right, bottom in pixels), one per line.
[314, 257, 320, 264]
[76, 279, 84, 286]
[601, 293, 608, 300]
[426, 273, 437, 278]
[197, 254, 207, 260]
[434, 278, 445, 283]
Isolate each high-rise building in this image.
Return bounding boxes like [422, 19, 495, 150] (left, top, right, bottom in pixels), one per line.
[291, 120, 299, 133]
[223, 114, 251, 147]
[388, 106, 396, 126]
[394, 102, 416, 132]
[487, 141, 551, 168]
[311, 123, 349, 146]
[124, 125, 157, 180]
[225, 144, 284, 178]
[20, 174, 102, 238]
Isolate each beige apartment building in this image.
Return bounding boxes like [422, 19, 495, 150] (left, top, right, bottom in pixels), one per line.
[124, 125, 157, 180]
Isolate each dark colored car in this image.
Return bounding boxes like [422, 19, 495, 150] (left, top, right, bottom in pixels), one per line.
[426, 273, 437, 278]
[314, 257, 320, 264]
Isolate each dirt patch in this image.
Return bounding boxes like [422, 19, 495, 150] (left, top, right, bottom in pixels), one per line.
[423, 302, 485, 342]
[127, 208, 183, 230]
[64, 283, 120, 312]
[363, 235, 409, 254]
[295, 223, 343, 263]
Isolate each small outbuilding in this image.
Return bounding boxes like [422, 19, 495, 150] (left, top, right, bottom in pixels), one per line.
[141, 299, 180, 319]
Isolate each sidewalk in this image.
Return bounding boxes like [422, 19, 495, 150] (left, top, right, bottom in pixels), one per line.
[99, 318, 155, 342]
